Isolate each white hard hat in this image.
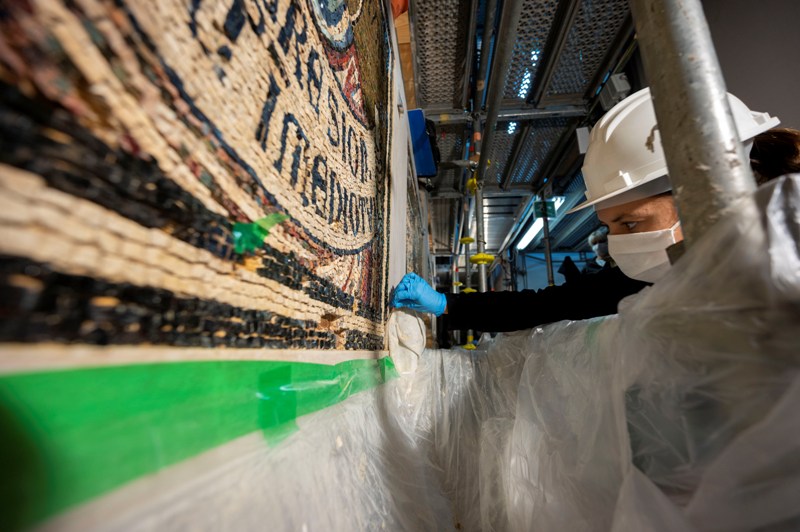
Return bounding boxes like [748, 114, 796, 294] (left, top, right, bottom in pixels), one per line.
[568, 87, 780, 213]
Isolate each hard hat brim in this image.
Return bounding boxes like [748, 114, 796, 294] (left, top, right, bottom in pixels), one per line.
[567, 174, 673, 214]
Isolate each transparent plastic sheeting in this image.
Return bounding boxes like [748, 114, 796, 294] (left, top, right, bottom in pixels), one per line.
[43, 176, 799, 531]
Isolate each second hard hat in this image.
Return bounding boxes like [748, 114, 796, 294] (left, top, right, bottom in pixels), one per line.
[569, 87, 780, 213]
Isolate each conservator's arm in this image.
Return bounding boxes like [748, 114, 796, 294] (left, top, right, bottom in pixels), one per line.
[445, 267, 649, 332]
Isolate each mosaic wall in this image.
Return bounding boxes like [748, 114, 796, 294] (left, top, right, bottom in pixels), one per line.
[0, 0, 392, 350]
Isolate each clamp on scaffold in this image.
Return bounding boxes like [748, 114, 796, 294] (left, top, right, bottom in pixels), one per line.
[462, 334, 477, 350]
[469, 253, 494, 265]
[466, 177, 478, 195]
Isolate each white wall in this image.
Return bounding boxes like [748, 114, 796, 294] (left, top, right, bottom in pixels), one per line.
[386, 2, 413, 288]
[703, 0, 800, 129]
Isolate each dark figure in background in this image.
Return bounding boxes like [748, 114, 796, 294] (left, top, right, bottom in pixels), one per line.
[557, 256, 581, 284]
[553, 224, 613, 283]
[582, 226, 612, 275]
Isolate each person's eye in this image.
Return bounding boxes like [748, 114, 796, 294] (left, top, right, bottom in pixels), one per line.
[623, 221, 638, 231]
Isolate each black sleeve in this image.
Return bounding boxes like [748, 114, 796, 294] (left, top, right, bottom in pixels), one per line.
[444, 266, 650, 332]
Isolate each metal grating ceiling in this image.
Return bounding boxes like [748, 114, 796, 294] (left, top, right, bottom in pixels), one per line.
[436, 169, 462, 193]
[438, 124, 465, 161]
[508, 117, 572, 185]
[503, 0, 560, 102]
[410, 0, 636, 258]
[542, 0, 630, 103]
[484, 127, 520, 184]
[410, 0, 471, 110]
[435, 123, 467, 191]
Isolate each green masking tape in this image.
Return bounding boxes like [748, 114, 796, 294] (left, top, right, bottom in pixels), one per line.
[0, 356, 397, 530]
[232, 213, 290, 254]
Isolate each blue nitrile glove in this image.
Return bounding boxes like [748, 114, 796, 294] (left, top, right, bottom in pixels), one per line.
[391, 272, 447, 316]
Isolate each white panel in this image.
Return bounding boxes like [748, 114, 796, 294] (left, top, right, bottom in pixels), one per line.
[387, 3, 413, 288]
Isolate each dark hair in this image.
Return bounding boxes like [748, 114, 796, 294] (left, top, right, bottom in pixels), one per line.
[750, 128, 800, 185]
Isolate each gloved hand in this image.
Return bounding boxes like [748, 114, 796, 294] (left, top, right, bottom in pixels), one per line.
[391, 272, 447, 316]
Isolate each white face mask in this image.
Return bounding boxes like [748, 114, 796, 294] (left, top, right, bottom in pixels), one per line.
[607, 222, 681, 283]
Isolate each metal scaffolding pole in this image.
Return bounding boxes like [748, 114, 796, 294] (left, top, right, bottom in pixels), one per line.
[470, 0, 523, 294]
[464, 196, 475, 243]
[450, 258, 461, 345]
[426, 105, 585, 124]
[475, 185, 488, 292]
[475, 0, 498, 110]
[475, 0, 525, 187]
[629, 0, 758, 249]
[540, 194, 555, 286]
[462, 0, 479, 109]
[464, 241, 473, 290]
[450, 199, 463, 256]
[450, 260, 459, 294]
